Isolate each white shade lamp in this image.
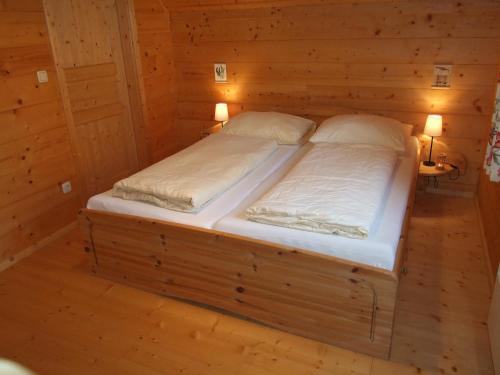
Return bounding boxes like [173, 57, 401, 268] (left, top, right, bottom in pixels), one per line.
[423, 114, 443, 166]
[214, 103, 229, 127]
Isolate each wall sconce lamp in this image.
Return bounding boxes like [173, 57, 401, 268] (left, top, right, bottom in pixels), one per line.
[214, 103, 229, 127]
[423, 114, 443, 166]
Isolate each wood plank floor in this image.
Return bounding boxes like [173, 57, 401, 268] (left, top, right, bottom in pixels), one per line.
[393, 193, 494, 374]
[0, 194, 494, 375]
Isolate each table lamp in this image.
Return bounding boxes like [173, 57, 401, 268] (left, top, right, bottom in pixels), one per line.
[423, 114, 443, 166]
[214, 103, 229, 127]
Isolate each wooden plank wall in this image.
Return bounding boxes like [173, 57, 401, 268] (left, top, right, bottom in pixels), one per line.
[65, 63, 135, 195]
[134, 0, 179, 160]
[43, 0, 143, 200]
[163, 0, 500, 193]
[478, 171, 500, 278]
[477, 70, 500, 280]
[0, 0, 80, 267]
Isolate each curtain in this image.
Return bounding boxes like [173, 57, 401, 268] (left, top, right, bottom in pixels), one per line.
[484, 82, 500, 182]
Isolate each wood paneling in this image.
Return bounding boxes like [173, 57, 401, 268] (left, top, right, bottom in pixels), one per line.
[65, 63, 133, 194]
[115, 0, 150, 169]
[133, 0, 179, 162]
[43, 0, 143, 200]
[477, 72, 500, 280]
[165, 0, 500, 193]
[0, 0, 80, 269]
[80, 207, 400, 358]
[104, 223, 389, 354]
[478, 170, 500, 278]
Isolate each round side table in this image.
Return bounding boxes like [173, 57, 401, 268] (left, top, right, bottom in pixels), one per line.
[419, 162, 454, 188]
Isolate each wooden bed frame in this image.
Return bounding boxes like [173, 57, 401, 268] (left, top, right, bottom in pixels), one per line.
[78, 151, 419, 359]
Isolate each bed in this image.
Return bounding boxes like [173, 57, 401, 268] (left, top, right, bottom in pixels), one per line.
[79, 113, 420, 359]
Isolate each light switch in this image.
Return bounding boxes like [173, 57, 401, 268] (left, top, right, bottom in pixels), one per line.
[36, 70, 49, 83]
[61, 181, 72, 194]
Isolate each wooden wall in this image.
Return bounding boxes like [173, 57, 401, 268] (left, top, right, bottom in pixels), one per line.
[43, 0, 144, 200]
[478, 171, 500, 278]
[2, 0, 499, 269]
[133, 0, 179, 160]
[0, 0, 80, 268]
[478, 74, 500, 278]
[163, 0, 500, 193]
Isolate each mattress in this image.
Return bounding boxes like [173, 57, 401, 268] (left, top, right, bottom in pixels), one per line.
[87, 144, 301, 229]
[213, 137, 419, 270]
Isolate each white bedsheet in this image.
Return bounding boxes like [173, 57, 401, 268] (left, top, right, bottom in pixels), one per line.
[87, 145, 301, 229]
[214, 137, 419, 270]
[246, 143, 398, 239]
[112, 133, 277, 212]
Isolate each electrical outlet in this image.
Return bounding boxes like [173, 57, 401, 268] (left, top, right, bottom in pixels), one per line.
[36, 70, 48, 83]
[61, 181, 72, 194]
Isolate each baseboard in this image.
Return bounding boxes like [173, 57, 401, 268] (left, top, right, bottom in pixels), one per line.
[474, 197, 495, 292]
[422, 186, 475, 198]
[0, 221, 78, 273]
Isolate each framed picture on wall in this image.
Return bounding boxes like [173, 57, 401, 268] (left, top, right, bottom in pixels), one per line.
[214, 63, 227, 82]
[431, 65, 453, 89]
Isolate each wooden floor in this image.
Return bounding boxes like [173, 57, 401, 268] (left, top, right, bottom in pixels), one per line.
[392, 193, 494, 374]
[0, 194, 494, 375]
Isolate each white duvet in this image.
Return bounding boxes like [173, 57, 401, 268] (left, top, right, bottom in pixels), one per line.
[246, 143, 398, 239]
[112, 133, 278, 212]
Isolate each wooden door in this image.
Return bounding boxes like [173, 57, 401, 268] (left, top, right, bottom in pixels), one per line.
[43, 0, 142, 200]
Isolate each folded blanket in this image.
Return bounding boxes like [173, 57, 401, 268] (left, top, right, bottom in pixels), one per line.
[246, 143, 398, 239]
[113, 133, 277, 212]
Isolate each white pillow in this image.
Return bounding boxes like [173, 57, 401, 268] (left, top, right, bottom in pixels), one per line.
[310, 114, 408, 152]
[402, 123, 414, 138]
[221, 111, 316, 145]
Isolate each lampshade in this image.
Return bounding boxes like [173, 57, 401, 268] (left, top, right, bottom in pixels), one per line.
[214, 103, 229, 122]
[424, 114, 443, 137]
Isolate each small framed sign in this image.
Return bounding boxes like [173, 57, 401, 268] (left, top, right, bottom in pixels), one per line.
[432, 64, 452, 89]
[214, 63, 227, 82]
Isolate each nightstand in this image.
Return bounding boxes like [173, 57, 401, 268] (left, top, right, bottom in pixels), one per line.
[419, 161, 455, 188]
